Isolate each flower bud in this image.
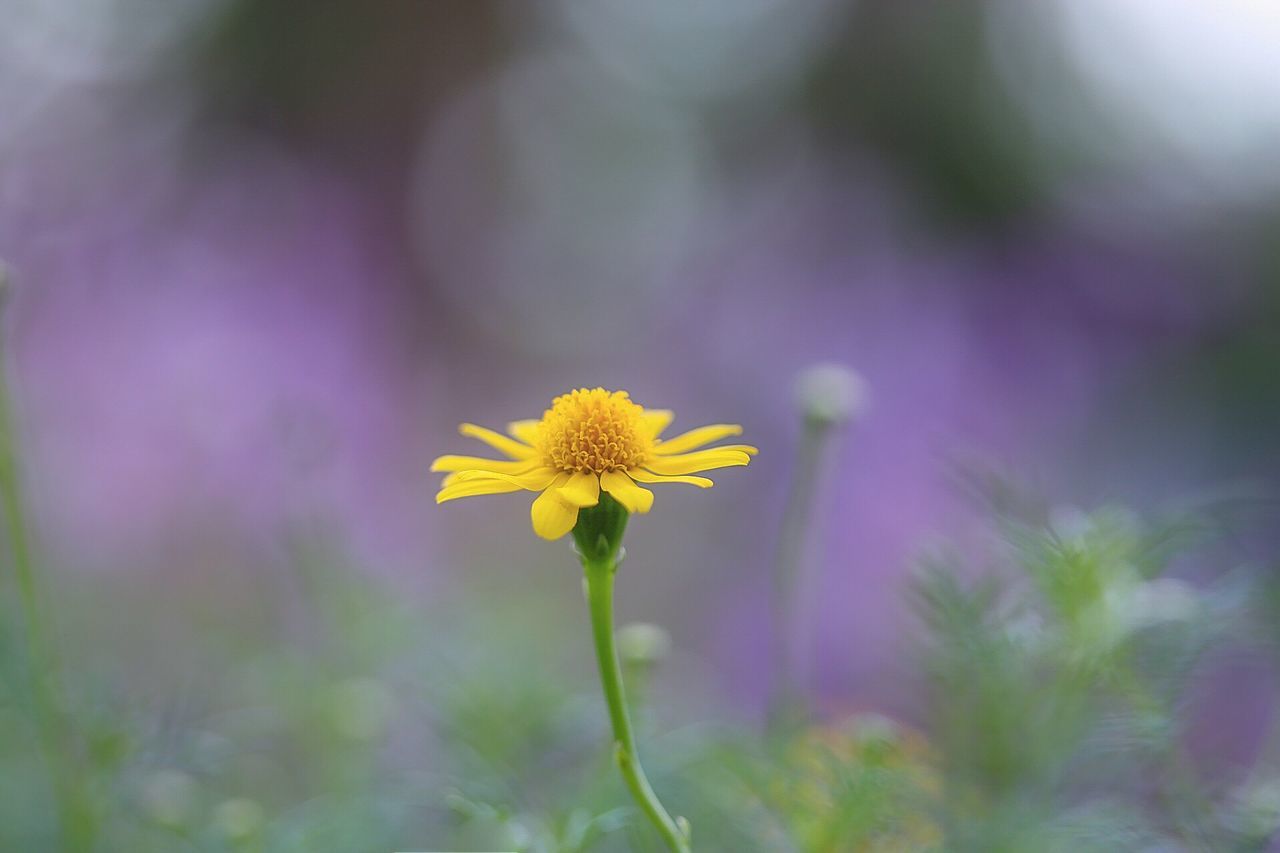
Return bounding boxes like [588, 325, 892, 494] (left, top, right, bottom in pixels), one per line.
[617, 622, 672, 667]
[328, 677, 396, 741]
[141, 770, 198, 828]
[794, 363, 868, 427]
[212, 797, 265, 841]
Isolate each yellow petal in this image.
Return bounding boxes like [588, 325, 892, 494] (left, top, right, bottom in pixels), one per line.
[556, 471, 600, 507]
[507, 419, 541, 445]
[452, 468, 559, 491]
[628, 468, 714, 488]
[531, 475, 579, 539]
[653, 424, 743, 455]
[437, 478, 524, 503]
[644, 449, 751, 476]
[707, 444, 758, 456]
[431, 455, 542, 474]
[640, 408, 674, 439]
[600, 470, 654, 514]
[459, 423, 536, 459]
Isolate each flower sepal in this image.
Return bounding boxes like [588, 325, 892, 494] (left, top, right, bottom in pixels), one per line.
[572, 493, 629, 567]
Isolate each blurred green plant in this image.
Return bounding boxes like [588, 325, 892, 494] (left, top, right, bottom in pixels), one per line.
[0, 371, 1276, 850]
[0, 266, 97, 850]
[914, 504, 1265, 851]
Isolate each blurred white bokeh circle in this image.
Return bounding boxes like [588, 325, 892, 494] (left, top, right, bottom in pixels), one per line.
[550, 0, 845, 104]
[990, 0, 1280, 208]
[411, 51, 710, 353]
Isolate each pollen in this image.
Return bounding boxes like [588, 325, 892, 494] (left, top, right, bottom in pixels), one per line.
[536, 388, 652, 475]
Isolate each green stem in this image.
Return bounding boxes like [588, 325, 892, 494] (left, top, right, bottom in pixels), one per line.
[1119, 672, 1217, 844]
[583, 556, 691, 853]
[768, 418, 833, 727]
[0, 321, 93, 850]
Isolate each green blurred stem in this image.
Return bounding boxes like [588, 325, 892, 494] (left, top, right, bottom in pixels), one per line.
[0, 337, 93, 850]
[583, 556, 691, 853]
[1119, 674, 1216, 843]
[768, 418, 834, 726]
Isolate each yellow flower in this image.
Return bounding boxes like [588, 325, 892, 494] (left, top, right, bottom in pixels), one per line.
[433, 388, 757, 539]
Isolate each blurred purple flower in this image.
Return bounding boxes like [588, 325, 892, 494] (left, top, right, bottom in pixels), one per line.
[2, 149, 431, 574]
[669, 176, 1230, 714]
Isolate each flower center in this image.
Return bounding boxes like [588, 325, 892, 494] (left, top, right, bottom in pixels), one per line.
[536, 388, 652, 475]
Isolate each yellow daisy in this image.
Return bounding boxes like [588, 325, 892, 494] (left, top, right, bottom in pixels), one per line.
[433, 387, 757, 539]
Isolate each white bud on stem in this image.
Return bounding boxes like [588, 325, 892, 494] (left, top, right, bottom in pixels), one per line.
[794, 363, 868, 427]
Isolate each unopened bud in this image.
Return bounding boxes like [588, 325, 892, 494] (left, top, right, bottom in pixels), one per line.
[328, 677, 396, 741]
[617, 622, 672, 667]
[794, 364, 867, 427]
[141, 770, 199, 828]
[212, 797, 265, 840]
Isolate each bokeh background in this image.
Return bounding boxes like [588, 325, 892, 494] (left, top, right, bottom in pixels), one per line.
[2, 1, 1280, 850]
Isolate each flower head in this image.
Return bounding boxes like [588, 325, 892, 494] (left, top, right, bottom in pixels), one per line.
[794, 363, 868, 427]
[433, 388, 757, 539]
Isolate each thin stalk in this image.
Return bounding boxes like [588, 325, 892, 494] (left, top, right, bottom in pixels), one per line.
[583, 556, 691, 853]
[768, 418, 833, 727]
[0, 318, 93, 849]
[1119, 672, 1217, 844]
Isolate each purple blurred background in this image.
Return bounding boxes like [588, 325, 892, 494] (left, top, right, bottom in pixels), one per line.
[2, 0, 1278, 720]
